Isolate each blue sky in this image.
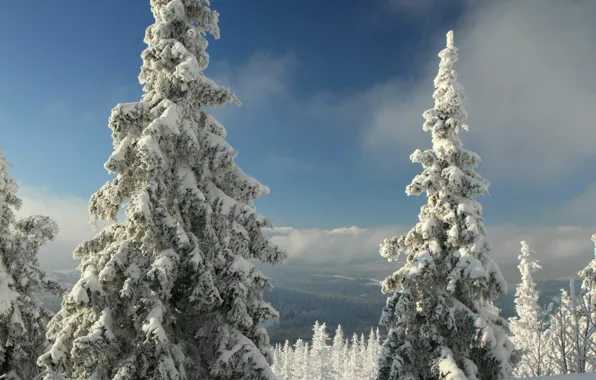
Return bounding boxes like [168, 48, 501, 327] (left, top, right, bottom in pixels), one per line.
[2, 0, 596, 276]
[0, 0, 465, 229]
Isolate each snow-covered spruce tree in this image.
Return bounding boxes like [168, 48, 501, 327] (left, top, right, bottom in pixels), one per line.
[0, 149, 61, 380]
[377, 31, 515, 380]
[290, 339, 307, 380]
[344, 333, 359, 380]
[271, 344, 282, 375]
[309, 321, 332, 380]
[331, 325, 345, 380]
[280, 340, 292, 380]
[509, 241, 553, 377]
[365, 328, 379, 379]
[37, 1, 285, 379]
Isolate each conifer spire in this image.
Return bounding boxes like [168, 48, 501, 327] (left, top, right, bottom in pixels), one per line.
[377, 30, 515, 380]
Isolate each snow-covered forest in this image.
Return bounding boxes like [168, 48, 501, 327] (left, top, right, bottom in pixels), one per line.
[0, 0, 595, 380]
[267, 239, 596, 379]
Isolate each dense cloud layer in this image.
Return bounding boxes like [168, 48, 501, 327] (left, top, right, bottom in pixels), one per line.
[16, 185, 594, 282]
[362, 0, 596, 183]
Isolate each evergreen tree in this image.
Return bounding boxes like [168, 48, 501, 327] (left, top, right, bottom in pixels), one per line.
[309, 321, 331, 380]
[38, 1, 285, 379]
[344, 333, 359, 380]
[365, 328, 378, 379]
[331, 325, 345, 380]
[0, 149, 61, 380]
[280, 340, 292, 380]
[375, 327, 382, 367]
[291, 339, 307, 380]
[377, 31, 515, 380]
[271, 344, 282, 376]
[357, 334, 366, 380]
[509, 241, 553, 377]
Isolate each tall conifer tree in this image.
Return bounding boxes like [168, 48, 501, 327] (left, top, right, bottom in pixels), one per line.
[38, 1, 285, 379]
[0, 149, 61, 380]
[377, 31, 515, 380]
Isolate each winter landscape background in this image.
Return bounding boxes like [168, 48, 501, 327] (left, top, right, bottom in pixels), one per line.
[38, 269, 578, 346]
[2, 0, 596, 378]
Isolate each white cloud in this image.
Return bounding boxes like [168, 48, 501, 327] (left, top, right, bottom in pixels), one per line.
[556, 182, 596, 225]
[12, 185, 595, 282]
[267, 223, 595, 282]
[266, 225, 404, 266]
[209, 52, 297, 123]
[349, 0, 596, 183]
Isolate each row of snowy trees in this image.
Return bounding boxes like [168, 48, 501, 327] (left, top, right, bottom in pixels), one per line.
[509, 238, 596, 378]
[270, 322, 382, 380]
[269, 236, 596, 380]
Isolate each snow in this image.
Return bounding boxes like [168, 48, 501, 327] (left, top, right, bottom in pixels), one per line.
[71, 282, 89, 304]
[462, 256, 488, 280]
[407, 251, 433, 277]
[177, 166, 205, 201]
[230, 255, 254, 276]
[438, 347, 468, 380]
[0, 264, 19, 316]
[142, 305, 168, 342]
[232, 166, 270, 196]
[106, 137, 131, 168]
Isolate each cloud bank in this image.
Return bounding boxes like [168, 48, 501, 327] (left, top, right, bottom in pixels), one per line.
[268, 224, 594, 276]
[350, 0, 596, 183]
[14, 185, 594, 283]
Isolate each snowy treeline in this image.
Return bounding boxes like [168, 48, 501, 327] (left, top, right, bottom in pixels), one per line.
[270, 322, 382, 380]
[268, 238, 596, 380]
[508, 238, 596, 378]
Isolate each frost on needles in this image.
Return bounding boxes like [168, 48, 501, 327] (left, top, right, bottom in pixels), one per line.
[0, 149, 61, 380]
[377, 31, 516, 380]
[37, 1, 286, 379]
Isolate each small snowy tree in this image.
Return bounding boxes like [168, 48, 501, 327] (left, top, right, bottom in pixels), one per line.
[331, 325, 345, 380]
[309, 321, 332, 380]
[546, 236, 596, 375]
[377, 31, 515, 380]
[548, 288, 575, 375]
[509, 241, 553, 377]
[290, 339, 308, 380]
[38, 1, 285, 379]
[344, 333, 359, 380]
[280, 340, 293, 380]
[375, 327, 382, 367]
[0, 149, 61, 380]
[364, 328, 379, 379]
[271, 344, 282, 375]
